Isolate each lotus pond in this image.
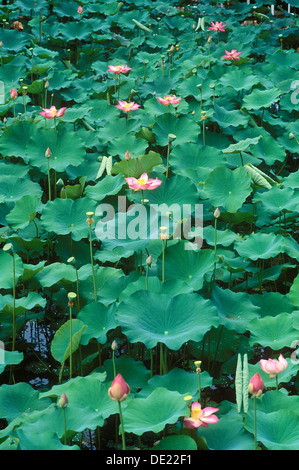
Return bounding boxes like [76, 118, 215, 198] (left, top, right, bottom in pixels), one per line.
[0, 0, 298, 452]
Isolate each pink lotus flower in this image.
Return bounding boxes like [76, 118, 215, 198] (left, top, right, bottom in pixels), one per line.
[260, 354, 288, 379]
[248, 373, 264, 397]
[107, 64, 132, 75]
[10, 88, 18, 100]
[208, 21, 227, 32]
[125, 173, 162, 192]
[40, 106, 67, 119]
[108, 373, 130, 402]
[222, 49, 242, 61]
[157, 95, 182, 106]
[184, 402, 219, 429]
[115, 100, 140, 113]
[78, 5, 83, 14]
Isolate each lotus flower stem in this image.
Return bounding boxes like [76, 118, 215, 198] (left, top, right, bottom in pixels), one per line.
[86, 213, 97, 302]
[68, 292, 76, 379]
[254, 395, 257, 450]
[118, 401, 126, 450]
[150, 349, 154, 377]
[47, 157, 51, 201]
[162, 239, 165, 283]
[118, 74, 120, 101]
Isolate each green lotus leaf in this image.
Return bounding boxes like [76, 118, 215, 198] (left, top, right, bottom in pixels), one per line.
[41, 198, 97, 241]
[219, 68, 260, 91]
[211, 284, 260, 334]
[158, 241, 216, 291]
[122, 387, 189, 436]
[0, 121, 37, 162]
[234, 232, 284, 260]
[248, 312, 299, 350]
[51, 319, 87, 364]
[0, 292, 46, 316]
[250, 292, 295, 317]
[100, 356, 151, 394]
[211, 104, 249, 129]
[222, 135, 262, 154]
[77, 301, 118, 345]
[290, 274, 299, 308]
[170, 143, 226, 172]
[107, 133, 149, 157]
[0, 250, 24, 289]
[0, 176, 42, 203]
[198, 404, 254, 450]
[138, 367, 213, 399]
[253, 186, 299, 215]
[0, 382, 52, 423]
[0, 350, 24, 375]
[6, 195, 41, 230]
[13, 429, 80, 451]
[112, 151, 162, 178]
[116, 290, 219, 350]
[242, 87, 281, 111]
[203, 226, 238, 247]
[152, 113, 200, 147]
[84, 174, 125, 202]
[129, 175, 199, 208]
[151, 435, 198, 451]
[204, 166, 252, 213]
[27, 126, 86, 173]
[244, 407, 299, 450]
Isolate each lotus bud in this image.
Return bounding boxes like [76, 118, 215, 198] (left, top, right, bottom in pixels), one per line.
[45, 147, 51, 159]
[0, 41, 3, 47]
[125, 150, 131, 160]
[58, 392, 69, 408]
[111, 340, 118, 351]
[44, 80, 49, 89]
[214, 207, 220, 219]
[78, 5, 83, 14]
[248, 373, 264, 397]
[10, 88, 18, 100]
[108, 373, 130, 402]
[146, 254, 152, 267]
[208, 36, 213, 43]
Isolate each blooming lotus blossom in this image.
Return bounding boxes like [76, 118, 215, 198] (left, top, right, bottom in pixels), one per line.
[208, 21, 227, 32]
[125, 173, 162, 192]
[40, 106, 67, 119]
[260, 354, 288, 379]
[107, 64, 132, 75]
[157, 95, 182, 106]
[222, 49, 242, 61]
[10, 88, 18, 100]
[184, 402, 219, 429]
[248, 373, 264, 397]
[115, 100, 140, 113]
[108, 373, 130, 402]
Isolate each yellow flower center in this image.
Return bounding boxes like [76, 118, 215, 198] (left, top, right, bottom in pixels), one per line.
[137, 178, 147, 185]
[51, 108, 57, 116]
[191, 407, 201, 419]
[115, 66, 122, 70]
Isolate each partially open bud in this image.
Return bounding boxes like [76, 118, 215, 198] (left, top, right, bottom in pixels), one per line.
[78, 5, 83, 14]
[248, 373, 264, 397]
[108, 373, 130, 402]
[58, 393, 68, 408]
[45, 147, 51, 159]
[214, 207, 220, 219]
[125, 150, 131, 160]
[146, 254, 152, 267]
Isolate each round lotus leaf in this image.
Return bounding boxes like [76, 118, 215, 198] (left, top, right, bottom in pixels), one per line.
[204, 166, 252, 213]
[116, 290, 219, 350]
